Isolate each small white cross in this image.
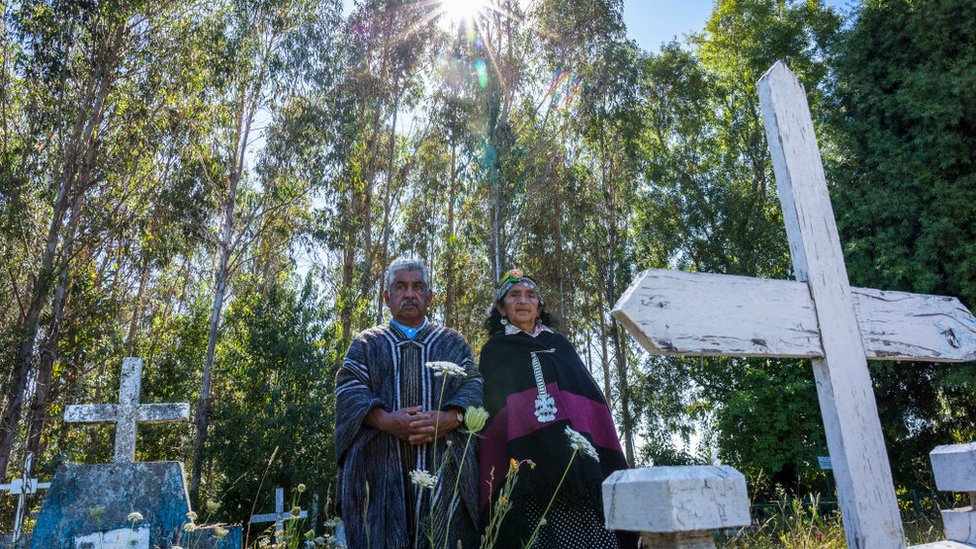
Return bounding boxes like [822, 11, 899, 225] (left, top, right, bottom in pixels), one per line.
[63, 357, 190, 463]
[249, 487, 308, 542]
[1, 453, 51, 543]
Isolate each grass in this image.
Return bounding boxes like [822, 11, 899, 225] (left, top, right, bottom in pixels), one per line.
[717, 494, 946, 548]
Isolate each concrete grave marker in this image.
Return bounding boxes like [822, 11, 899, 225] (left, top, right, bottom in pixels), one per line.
[64, 357, 190, 463]
[249, 487, 307, 542]
[28, 357, 218, 548]
[920, 443, 976, 546]
[612, 62, 976, 548]
[30, 461, 192, 548]
[603, 466, 750, 548]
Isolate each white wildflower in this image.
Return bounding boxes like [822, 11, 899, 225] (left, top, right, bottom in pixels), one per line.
[296, 483, 306, 493]
[126, 511, 143, 523]
[564, 426, 599, 462]
[186, 511, 198, 521]
[183, 522, 196, 532]
[409, 469, 437, 490]
[215, 525, 228, 538]
[425, 361, 466, 377]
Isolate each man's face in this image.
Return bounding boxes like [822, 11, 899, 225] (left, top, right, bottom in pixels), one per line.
[384, 269, 432, 327]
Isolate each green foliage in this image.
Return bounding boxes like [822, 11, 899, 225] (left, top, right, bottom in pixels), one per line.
[207, 274, 338, 530]
[631, 0, 841, 494]
[829, 0, 976, 489]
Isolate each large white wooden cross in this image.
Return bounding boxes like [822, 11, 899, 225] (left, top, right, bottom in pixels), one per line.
[612, 61, 976, 548]
[249, 487, 308, 542]
[64, 357, 190, 463]
[1, 453, 50, 544]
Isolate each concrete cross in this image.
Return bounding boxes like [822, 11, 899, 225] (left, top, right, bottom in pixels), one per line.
[249, 487, 307, 542]
[1, 453, 51, 544]
[612, 61, 976, 549]
[64, 357, 190, 463]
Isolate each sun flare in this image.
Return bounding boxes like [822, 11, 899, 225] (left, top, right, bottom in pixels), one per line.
[438, 0, 489, 31]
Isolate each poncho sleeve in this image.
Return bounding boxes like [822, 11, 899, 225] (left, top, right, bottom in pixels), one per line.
[334, 335, 386, 464]
[440, 337, 484, 412]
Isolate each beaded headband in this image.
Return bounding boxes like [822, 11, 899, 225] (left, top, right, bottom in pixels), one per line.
[493, 268, 544, 305]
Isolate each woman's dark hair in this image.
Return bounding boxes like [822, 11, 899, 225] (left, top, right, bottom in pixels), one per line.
[484, 304, 561, 335]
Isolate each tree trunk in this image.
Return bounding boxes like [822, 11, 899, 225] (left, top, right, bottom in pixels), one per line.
[445, 142, 457, 327]
[25, 190, 86, 460]
[607, 183, 635, 467]
[124, 262, 150, 356]
[597, 298, 611, 404]
[376, 92, 400, 323]
[0, 20, 123, 477]
[189, 169, 239, 505]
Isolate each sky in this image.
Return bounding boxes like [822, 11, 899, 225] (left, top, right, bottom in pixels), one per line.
[623, 0, 856, 53]
[335, 1, 858, 52]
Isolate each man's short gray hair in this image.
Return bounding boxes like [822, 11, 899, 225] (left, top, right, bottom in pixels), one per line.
[385, 257, 430, 290]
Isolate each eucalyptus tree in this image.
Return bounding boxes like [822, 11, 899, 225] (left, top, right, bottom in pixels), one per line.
[0, 0, 229, 478]
[188, 0, 330, 504]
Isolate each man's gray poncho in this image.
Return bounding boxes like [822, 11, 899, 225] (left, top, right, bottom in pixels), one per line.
[336, 322, 483, 549]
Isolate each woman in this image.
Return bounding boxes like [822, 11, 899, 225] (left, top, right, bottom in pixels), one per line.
[478, 269, 636, 549]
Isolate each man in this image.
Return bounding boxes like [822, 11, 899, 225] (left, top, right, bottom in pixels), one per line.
[335, 258, 483, 548]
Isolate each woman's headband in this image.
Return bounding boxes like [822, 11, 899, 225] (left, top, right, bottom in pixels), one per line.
[493, 268, 544, 305]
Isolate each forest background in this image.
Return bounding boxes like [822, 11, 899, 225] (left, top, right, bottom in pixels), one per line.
[1, 0, 975, 533]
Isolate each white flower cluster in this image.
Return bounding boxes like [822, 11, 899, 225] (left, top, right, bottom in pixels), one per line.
[564, 426, 599, 462]
[409, 468, 437, 489]
[425, 361, 466, 377]
[127, 511, 143, 523]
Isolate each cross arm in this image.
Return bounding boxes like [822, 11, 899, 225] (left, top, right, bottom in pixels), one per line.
[612, 269, 976, 362]
[249, 511, 307, 524]
[64, 404, 118, 423]
[136, 403, 190, 423]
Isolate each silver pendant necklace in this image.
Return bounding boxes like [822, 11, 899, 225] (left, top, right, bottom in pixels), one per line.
[531, 348, 557, 422]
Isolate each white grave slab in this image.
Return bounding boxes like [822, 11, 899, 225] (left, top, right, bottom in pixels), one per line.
[73, 525, 150, 549]
[911, 543, 976, 549]
[612, 61, 976, 548]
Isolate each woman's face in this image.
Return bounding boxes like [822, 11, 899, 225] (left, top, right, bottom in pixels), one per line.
[497, 283, 541, 332]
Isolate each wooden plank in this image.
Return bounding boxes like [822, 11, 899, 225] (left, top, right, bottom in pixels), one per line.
[612, 269, 976, 361]
[612, 269, 821, 358]
[759, 61, 905, 548]
[852, 287, 976, 362]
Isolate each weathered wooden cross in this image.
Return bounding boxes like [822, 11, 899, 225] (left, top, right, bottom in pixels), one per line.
[249, 486, 308, 542]
[612, 61, 976, 548]
[64, 357, 190, 463]
[1, 453, 50, 544]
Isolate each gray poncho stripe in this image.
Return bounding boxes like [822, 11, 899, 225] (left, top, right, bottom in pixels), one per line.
[336, 323, 482, 549]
